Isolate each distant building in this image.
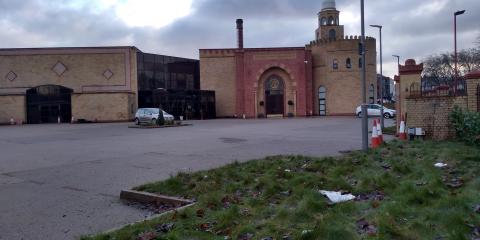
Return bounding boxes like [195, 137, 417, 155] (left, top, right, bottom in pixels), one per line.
[200, 0, 377, 117]
[0, 47, 214, 124]
[377, 74, 394, 102]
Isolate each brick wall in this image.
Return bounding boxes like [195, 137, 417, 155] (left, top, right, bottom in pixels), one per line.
[405, 96, 468, 140]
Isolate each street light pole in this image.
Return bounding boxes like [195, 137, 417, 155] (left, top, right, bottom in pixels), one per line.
[370, 24, 383, 128]
[454, 10, 465, 95]
[360, 0, 368, 152]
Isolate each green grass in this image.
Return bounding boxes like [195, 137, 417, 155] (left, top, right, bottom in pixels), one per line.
[82, 140, 480, 240]
[382, 126, 396, 135]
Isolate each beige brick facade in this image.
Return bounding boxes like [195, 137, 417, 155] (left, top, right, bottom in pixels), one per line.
[199, 50, 236, 117]
[309, 37, 377, 115]
[0, 95, 25, 123]
[406, 96, 468, 140]
[0, 47, 138, 124]
[398, 68, 480, 140]
[72, 93, 135, 122]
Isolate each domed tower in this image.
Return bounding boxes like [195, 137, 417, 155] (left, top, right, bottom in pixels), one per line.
[315, 0, 344, 40]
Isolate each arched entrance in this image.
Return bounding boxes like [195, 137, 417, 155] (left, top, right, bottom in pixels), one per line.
[265, 75, 285, 116]
[26, 85, 73, 124]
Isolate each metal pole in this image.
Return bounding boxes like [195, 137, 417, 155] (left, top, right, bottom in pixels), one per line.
[379, 27, 384, 128]
[454, 10, 465, 96]
[371, 25, 384, 128]
[454, 13, 458, 95]
[360, 0, 368, 152]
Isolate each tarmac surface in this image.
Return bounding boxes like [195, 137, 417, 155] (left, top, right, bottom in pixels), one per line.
[0, 117, 394, 239]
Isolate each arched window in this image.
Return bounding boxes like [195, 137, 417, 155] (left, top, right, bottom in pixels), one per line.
[332, 59, 338, 69]
[369, 84, 375, 103]
[359, 58, 363, 68]
[321, 17, 327, 26]
[328, 29, 336, 40]
[328, 16, 335, 25]
[346, 58, 352, 69]
[336, 17, 339, 25]
[319, 86, 326, 116]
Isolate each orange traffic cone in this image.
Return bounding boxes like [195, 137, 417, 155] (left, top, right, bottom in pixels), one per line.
[399, 116, 407, 140]
[376, 119, 383, 143]
[371, 120, 380, 148]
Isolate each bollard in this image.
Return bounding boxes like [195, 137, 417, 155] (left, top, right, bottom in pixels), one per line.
[10, 118, 15, 125]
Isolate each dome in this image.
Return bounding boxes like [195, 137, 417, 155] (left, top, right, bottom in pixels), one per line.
[322, 0, 336, 10]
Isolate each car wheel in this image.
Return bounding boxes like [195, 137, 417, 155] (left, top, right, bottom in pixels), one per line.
[357, 112, 362, 118]
[134, 118, 140, 125]
[151, 118, 157, 125]
[383, 113, 391, 119]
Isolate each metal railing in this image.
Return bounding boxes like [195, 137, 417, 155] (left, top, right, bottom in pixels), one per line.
[408, 77, 467, 98]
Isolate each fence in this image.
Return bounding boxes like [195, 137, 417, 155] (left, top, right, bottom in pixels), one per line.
[408, 77, 467, 98]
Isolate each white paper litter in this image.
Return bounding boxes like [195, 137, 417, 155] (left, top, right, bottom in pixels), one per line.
[434, 163, 447, 168]
[319, 190, 356, 203]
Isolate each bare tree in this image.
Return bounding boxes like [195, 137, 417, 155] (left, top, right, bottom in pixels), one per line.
[423, 48, 480, 78]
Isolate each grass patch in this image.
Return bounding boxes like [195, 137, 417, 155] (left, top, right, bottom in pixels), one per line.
[383, 126, 396, 135]
[83, 140, 480, 240]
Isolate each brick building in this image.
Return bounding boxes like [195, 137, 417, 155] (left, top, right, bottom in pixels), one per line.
[200, 0, 377, 118]
[395, 59, 480, 139]
[0, 47, 212, 124]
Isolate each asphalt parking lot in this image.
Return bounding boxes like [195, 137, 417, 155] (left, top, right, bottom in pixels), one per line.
[0, 117, 394, 239]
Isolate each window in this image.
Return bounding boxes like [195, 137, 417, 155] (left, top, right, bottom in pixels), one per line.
[328, 29, 336, 40]
[369, 84, 375, 103]
[359, 58, 363, 68]
[332, 59, 338, 69]
[328, 16, 335, 25]
[346, 58, 352, 69]
[319, 86, 326, 116]
[321, 17, 327, 26]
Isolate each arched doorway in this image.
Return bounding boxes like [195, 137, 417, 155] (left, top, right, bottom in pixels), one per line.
[265, 75, 285, 116]
[26, 85, 73, 124]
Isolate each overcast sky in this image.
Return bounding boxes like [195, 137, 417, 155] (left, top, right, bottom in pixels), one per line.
[0, 0, 478, 78]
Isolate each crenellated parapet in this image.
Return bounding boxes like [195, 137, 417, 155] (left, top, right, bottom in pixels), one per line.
[307, 35, 376, 47]
[199, 49, 237, 58]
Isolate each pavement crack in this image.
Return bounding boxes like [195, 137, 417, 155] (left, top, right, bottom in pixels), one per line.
[62, 186, 88, 193]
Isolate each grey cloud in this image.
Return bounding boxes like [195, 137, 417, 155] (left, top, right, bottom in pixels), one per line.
[0, 0, 478, 77]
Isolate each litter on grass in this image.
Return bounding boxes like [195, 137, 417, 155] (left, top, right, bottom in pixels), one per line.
[434, 163, 448, 168]
[320, 190, 356, 203]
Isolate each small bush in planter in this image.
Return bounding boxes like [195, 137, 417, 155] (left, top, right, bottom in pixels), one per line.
[257, 113, 265, 118]
[287, 113, 294, 118]
[259, 101, 264, 106]
[288, 100, 294, 106]
[156, 111, 165, 126]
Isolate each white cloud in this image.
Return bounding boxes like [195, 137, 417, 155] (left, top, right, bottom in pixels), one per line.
[110, 0, 193, 28]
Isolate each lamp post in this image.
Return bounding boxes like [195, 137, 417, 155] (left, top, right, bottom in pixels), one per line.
[360, 0, 368, 152]
[370, 24, 384, 128]
[454, 10, 465, 95]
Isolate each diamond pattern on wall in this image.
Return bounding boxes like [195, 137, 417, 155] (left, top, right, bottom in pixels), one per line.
[52, 61, 67, 76]
[103, 69, 114, 79]
[6, 71, 17, 81]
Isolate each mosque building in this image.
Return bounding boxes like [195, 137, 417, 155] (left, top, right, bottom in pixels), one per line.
[199, 0, 377, 118]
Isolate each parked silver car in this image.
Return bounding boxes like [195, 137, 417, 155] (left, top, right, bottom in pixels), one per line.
[134, 108, 174, 125]
[355, 104, 396, 119]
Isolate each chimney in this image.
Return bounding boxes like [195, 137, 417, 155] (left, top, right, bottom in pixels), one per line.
[236, 19, 244, 49]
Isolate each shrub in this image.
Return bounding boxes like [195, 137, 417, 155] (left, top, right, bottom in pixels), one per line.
[449, 106, 480, 145]
[157, 110, 165, 126]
